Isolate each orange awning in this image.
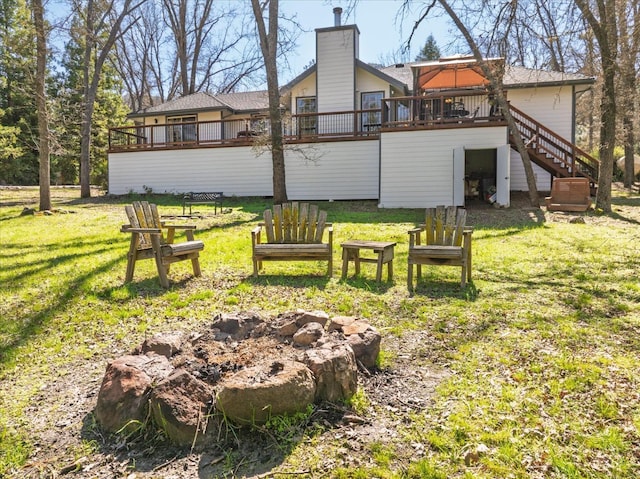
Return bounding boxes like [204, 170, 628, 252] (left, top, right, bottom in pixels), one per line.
[415, 58, 503, 90]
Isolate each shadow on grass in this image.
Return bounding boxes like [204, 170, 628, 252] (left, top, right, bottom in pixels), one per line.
[410, 280, 479, 301]
[245, 274, 332, 289]
[0, 252, 125, 365]
[339, 276, 396, 293]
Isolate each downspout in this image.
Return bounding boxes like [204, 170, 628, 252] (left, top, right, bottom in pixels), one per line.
[572, 85, 576, 144]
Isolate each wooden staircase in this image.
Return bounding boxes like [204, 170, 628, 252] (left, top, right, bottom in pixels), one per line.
[508, 105, 599, 193]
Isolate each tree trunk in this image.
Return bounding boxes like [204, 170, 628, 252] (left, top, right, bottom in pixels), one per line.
[79, 0, 95, 198]
[596, 66, 616, 210]
[575, 0, 617, 213]
[33, 0, 51, 210]
[251, 0, 287, 204]
[619, 1, 638, 189]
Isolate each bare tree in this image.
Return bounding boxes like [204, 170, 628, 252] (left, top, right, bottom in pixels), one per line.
[74, 0, 146, 198]
[574, 0, 617, 211]
[162, 0, 264, 98]
[111, 1, 161, 111]
[251, 0, 286, 204]
[32, 0, 50, 210]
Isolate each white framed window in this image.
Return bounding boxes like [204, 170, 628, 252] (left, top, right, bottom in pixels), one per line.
[167, 115, 197, 142]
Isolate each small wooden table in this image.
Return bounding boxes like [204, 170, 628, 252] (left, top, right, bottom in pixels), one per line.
[341, 240, 396, 282]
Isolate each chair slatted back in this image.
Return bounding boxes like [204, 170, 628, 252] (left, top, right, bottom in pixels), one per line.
[425, 206, 466, 247]
[262, 202, 327, 244]
[125, 201, 164, 249]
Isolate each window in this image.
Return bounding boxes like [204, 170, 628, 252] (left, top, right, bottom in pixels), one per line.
[361, 91, 383, 131]
[167, 115, 197, 143]
[296, 97, 316, 135]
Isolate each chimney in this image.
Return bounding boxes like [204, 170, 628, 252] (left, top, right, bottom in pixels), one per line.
[333, 7, 342, 27]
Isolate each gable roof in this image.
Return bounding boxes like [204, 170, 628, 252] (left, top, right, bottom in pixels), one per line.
[281, 60, 408, 95]
[129, 90, 271, 119]
[379, 63, 414, 88]
[356, 59, 409, 92]
[130, 92, 225, 118]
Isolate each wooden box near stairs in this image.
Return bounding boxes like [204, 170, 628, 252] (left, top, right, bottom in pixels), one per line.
[545, 177, 592, 212]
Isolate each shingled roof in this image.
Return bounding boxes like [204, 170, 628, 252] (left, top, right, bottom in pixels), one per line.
[379, 61, 593, 93]
[129, 90, 271, 119]
[503, 66, 594, 88]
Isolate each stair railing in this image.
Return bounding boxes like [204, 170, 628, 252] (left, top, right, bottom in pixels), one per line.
[509, 104, 599, 184]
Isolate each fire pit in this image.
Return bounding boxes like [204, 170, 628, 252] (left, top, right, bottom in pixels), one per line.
[94, 310, 381, 445]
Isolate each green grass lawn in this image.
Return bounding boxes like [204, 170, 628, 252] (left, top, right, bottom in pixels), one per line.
[1, 187, 639, 478]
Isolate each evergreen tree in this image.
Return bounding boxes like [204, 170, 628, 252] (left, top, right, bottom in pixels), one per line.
[0, 0, 39, 184]
[415, 34, 441, 62]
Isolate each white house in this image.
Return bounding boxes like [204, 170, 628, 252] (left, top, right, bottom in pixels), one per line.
[108, 8, 597, 208]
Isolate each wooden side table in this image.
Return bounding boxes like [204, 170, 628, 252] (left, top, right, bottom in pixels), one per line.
[341, 240, 396, 282]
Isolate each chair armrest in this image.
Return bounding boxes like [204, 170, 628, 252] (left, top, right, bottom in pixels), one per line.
[121, 226, 162, 235]
[407, 227, 423, 248]
[161, 223, 197, 230]
[463, 227, 473, 235]
[327, 225, 334, 247]
[251, 225, 263, 247]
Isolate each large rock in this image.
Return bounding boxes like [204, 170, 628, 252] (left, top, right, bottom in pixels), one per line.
[346, 327, 381, 369]
[135, 332, 185, 358]
[303, 343, 357, 402]
[95, 355, 173, 433]
[216, 360, 316, 424]
[616, 155, 640, 176]
[327, 316, 356, 332]
[211, 312, 263, 339]
[149, 369, 213, 446]
[297, 310, 330, 328]
[293, 322, 324, 346]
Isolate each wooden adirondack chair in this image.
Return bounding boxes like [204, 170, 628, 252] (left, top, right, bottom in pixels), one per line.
[121, 201, 204, 288]
[407, 205, 473, 290]
[251, 202, 333, 277]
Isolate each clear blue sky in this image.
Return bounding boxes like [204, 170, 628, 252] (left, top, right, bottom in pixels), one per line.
[279, 0, 455, 82]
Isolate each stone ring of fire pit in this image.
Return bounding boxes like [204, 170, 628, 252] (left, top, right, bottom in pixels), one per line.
[95, 310, 381, 446]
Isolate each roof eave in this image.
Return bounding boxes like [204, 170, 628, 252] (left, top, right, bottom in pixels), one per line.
[281, 64, 317, 93]
[356, 59, 409, 93]
[505, 77, 596, 89]
[127, 105, 227, 119]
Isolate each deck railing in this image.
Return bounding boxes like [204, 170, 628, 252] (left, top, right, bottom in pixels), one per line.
[381, 93, 505, 129]
[109, 109, 390, 152]
[109, 94, 513, 152]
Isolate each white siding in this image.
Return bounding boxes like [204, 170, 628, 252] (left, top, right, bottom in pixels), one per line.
[379, 127, 508, 208]
[108, 147, 273, 196]
[316, 28, 355, 112]
[109, 140, 378, 200]
[290, 74, 317, 113]
[356, 69, 390, 108]
[509, 150, 552, 191]
[508, 86, 574, 139]
[286, 140, 379, 200]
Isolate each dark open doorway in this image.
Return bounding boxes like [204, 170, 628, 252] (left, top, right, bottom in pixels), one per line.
[465, 149, 497, 203]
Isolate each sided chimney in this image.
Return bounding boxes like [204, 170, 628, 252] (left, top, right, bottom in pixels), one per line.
[333, 7, 342, 26]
